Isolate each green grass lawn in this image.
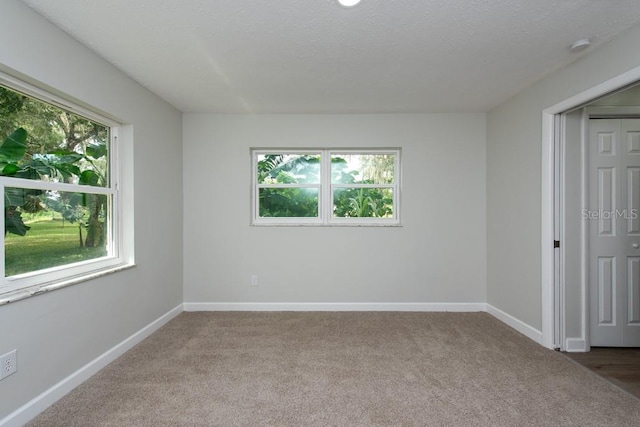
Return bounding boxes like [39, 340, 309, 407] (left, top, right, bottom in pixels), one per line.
[5, 218, 106, 277]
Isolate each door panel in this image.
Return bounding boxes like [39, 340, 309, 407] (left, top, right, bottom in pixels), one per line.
[597, 167, 616, 236]
[627, 168, 640, 234]
[628, 131, 640, 154]
[597, 256, 615, 325]
[590, 119, 640, 346]
[628, 257, 640, 324]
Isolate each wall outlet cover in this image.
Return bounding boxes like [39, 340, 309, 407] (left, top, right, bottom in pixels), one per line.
[0, 349, 17, 380]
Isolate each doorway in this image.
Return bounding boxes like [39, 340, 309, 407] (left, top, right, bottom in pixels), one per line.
[553, 84, 640, 351]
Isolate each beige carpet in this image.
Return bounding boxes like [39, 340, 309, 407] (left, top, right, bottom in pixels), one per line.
[28, 312, 640, 426]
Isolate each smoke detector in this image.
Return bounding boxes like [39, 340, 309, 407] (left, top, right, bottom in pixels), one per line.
[570, 39, 591, 53]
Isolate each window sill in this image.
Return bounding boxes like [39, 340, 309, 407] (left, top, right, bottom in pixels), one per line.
[251, 222, 403, 227]
[0, 263, 135, 306]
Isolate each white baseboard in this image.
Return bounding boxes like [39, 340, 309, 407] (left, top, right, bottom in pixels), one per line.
[0, 304, 183, 427]
[486, 304, 543, 344]
[183, 302, 487, 312]
[565, 338, 588, 352]
[188, 302, 543, 346]
[1, 301, 544, 426]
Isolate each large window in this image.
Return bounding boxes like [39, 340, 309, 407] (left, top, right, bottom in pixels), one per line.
[252, 149, 400, 225]
[0, 74, 126, 299]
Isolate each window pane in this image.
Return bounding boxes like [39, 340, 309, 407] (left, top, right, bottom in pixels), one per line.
[5, 188, 110, 276]
[331, 154, 395, 184]
[0, 85, 109, 187]
[259, 188, 318, 218]
[257, 154, 320, 184]
[333, 188, 394, 218]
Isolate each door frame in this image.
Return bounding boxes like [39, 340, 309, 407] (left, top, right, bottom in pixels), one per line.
[542, 65, 640, 350]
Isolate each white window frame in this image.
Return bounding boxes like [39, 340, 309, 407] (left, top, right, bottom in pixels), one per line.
[251, 148, 401, 226]
[0, 72, 131, 302]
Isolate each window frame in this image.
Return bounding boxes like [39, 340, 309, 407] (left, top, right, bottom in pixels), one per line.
[0, 72, 130, 301]
[251, 148, 401, 226]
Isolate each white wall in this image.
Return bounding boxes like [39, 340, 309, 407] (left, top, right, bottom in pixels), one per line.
[0, 0, 183, 420]
[183, 114, 486, 306]
[487, 23, 640, 331]
[11, 0, 640, 417]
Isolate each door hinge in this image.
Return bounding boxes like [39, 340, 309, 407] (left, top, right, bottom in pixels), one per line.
[554, 240, 560, 248]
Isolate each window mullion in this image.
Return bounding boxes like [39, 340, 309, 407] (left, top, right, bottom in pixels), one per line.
[331, 183, 396, 189]
[0, 177, 114, 196]
[256, 184, 322, 189]
[395, 151, 401, 221]
[322, 150, 332, 223]
[0, 183, 5, 284]
[107, 130, 118, 257]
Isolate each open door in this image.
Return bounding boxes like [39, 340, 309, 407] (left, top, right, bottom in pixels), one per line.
[588, 118, 640, 347]
[543, 69, 640, 351]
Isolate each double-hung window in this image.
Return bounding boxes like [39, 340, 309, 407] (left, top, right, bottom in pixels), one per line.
[0, 74, 126, 300]
[252, 149, 400, 225]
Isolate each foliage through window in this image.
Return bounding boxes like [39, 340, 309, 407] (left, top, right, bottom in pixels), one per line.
[0, 75, 122, 296]
[253, 149, 400, 225]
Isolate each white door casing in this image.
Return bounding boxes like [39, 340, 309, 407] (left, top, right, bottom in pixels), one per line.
[589, 118, 640, 347]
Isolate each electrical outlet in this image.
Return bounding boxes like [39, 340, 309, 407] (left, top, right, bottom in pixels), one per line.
[250, 274, 259, 286]
[0, 349, 17, 380]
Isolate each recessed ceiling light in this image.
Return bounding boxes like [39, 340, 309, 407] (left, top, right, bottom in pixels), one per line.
[570, 39, 591, 53]
[338, 0, 362, 7]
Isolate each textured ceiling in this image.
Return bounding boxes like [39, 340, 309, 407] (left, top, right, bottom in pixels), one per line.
[19, 0, 640, 113]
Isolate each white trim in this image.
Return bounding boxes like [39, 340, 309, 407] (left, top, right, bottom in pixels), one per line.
[0, 263, 134, 306]
[544, 66, 640, 114]
[0, 73, 127, 299]
[0, 304, 183, 427]
[251, 149, 401, 226]
[580, 109, 591, 352]
[0, 72, 120, 128]
[541, 112, 556, 349]
[541, 64, 640, 350]
[555, 113, 564, 350]
[0, 177, 114, 195]
[486, 304, 543, 344]
[565, 338, 588, 352]
[185, 302, 543, 344]
[183, 302, 486, 312]
[586, 106, 640, 117]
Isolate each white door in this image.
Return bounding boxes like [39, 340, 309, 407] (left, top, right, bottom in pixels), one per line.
[589, 118, 640, 347]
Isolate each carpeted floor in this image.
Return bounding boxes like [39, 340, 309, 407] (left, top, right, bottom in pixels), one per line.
[28, 312, 640, 426]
